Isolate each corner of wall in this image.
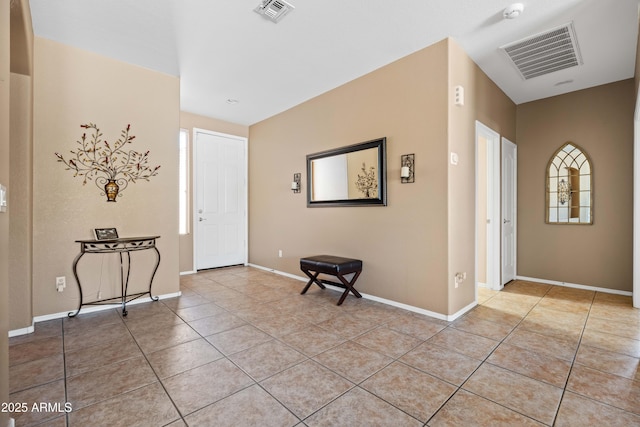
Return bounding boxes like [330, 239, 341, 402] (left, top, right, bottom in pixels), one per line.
[0, 0, 11, 421]
[445, 37, 517, 315]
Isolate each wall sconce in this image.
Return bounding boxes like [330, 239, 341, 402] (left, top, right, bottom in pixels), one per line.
[291, 173, 301, 193]
[401, 154, 415, 183]
[558, 178, 571, 205]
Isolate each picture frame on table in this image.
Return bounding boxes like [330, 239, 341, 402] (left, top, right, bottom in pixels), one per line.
[94, 228, 119, 240]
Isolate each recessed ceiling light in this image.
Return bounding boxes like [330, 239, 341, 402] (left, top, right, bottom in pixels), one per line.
[226, 99, 240, 104]
[503, 3, 524, 19]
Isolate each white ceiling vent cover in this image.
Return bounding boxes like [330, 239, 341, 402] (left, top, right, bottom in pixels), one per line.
[254, 0, 295, 23]
[500, 23, 583, 80]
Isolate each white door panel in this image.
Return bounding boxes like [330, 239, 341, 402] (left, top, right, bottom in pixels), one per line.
[195, 131, 247, 269]
[501, 138, 517, 285]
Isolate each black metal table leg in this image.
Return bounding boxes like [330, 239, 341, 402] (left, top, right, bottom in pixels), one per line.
[68, 251, 86, 317]
[149, 246, 161, 302]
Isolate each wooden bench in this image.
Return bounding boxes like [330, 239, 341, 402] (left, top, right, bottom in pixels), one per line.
[300, 255, 363, 305]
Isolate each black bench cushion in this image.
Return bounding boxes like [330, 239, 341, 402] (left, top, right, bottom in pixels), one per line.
[300, 255, 362, 275]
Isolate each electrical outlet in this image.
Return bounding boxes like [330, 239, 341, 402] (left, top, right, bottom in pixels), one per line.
[56, 276, 66, 292]
[454, 272, 466, 288]
[278, 249, 283, 258]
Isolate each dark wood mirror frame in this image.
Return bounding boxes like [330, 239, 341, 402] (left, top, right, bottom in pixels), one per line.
[307, 137, 387, 207]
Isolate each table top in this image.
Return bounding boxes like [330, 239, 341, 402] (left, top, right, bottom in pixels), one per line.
[75, 236, 161, 244]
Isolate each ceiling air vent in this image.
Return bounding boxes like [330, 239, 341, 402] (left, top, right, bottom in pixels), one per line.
[254, 0, 295, 23]
[500, 22, 583, 80]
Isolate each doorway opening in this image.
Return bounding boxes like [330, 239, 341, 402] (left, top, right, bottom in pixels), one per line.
[475, 121, 502, 293]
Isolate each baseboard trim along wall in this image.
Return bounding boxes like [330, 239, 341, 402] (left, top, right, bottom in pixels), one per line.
[8, 325, 34, 338]
[248, 263, 476, 322]
[516, 275, 633, 296]
[8, 291, 182, 337]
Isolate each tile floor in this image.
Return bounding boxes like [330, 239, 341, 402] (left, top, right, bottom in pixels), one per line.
[7, 266, 640, 426]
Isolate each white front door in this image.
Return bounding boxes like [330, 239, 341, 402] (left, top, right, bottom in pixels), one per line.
[501, 138, 517, 285]
[194, 130, 247, 270]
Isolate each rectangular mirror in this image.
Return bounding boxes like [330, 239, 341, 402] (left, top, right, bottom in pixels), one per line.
[307, 137, 387, 207]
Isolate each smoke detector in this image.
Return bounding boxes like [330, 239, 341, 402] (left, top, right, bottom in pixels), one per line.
[503, 3, 524, 19]
[254, 0, 295, 23]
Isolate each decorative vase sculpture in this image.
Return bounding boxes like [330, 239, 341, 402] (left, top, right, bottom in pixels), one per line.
[55, 123, 160, 201]
[105, 180, 119, 202]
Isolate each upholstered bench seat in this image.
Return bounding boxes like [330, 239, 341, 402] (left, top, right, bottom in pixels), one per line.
[300, 255, 363, 305]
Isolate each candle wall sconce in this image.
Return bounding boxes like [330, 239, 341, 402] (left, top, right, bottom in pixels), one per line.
[401, 154, 415, 183]
[292, 173, 301, 193]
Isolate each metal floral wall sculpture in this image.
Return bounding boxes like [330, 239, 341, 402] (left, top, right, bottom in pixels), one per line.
[55, 123, 160, 201]
[355, 162, 378, 198]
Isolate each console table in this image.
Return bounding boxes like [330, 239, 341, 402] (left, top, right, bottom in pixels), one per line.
[69, 236, 161, 317]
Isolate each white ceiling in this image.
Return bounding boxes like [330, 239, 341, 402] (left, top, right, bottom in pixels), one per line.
[29, 0, 639, 126]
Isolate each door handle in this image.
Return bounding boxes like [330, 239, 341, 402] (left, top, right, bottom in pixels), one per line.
[199, 217, 207, 222]
[503, 219, 511, 224]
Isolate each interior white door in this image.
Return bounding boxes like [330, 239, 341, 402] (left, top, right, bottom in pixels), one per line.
[501, 137, 517, 285]
[476, 121, 501, 291]
[195, 131, 247, 270]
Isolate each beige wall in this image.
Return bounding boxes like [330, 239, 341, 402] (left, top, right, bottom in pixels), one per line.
[248, 38, 515, 316]
[250, 39, 451, 314]
[31, 38, 180, 317]
[517, 80, 634, 291]
[2, 0, 33, 416]
[636, 17, 640, 97]
[178, 111, 249, 272]
[9, 72, 32, 330]
[0, 0, 10, 418]
[447, 39, 516, 314]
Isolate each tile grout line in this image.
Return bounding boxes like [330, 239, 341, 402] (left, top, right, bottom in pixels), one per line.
[424, 283, 556, 426]
[118, 304, 192, 426]
[61, 318, 70, 427]
[42, 272, 639, 425]
[548, 290, 596, 426]
[183, 277, 427, 424]
[162, 293, 306, 424]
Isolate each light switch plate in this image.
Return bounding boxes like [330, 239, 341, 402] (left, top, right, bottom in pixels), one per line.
[0, 184, 6, 213]
[450, 152, 459, 166]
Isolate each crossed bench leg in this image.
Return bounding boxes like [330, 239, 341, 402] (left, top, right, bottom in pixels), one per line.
[300, 255, 363, 306]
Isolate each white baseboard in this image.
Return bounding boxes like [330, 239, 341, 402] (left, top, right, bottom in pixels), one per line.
[8, 324, 34, 338]
[9, 291, 182, 337]
[516, 276, 633, 296]
[247, 263, 474, 321]
[247, 263, 306, 282]
[180, 270, 197, 276]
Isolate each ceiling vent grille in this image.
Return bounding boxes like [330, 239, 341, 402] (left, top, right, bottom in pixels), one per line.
[500, 23, 583, 80]
[254, 0, 295, 23]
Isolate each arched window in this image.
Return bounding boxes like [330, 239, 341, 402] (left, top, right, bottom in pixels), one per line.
[546, 142, 593, 224]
